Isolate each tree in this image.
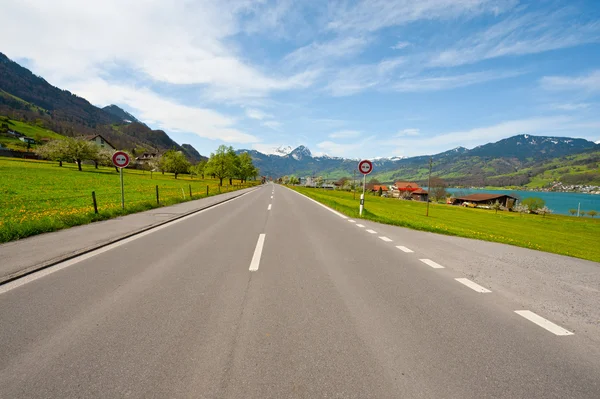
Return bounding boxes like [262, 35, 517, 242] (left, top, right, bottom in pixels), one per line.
[569, 209, 577, 216]
[205, 145, 235, 186]
[289, 176, 299, 185]
[429, 176, 448, 202]
[315, 176, 324, 187]
[377, 186, 383, 196]
[190, 160, 207, 179]
[535, 206, 552, 218]
[514, 203, 529, 216]
[367, 177, 380, 190]
[37, 137, 98, 171]
[491, 200, 501, 214]
[237, 152, 257, 183]
[521, 197, 545, 212]
[36, 139, 68, 167]
[580, 211, 587, 217]
[227, 147, 240, 185]
[161, 150, 190, 179]
[587, 210, 597, 218]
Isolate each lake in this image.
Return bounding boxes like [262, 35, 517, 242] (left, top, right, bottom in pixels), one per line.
[444, 188, 600, 216]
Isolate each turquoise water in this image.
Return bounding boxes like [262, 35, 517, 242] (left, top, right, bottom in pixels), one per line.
[444, 188, 600, 216]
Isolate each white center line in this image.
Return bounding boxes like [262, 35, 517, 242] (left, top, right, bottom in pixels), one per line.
[455, 278, 492, 293]
[419, 259, 445, 269]
[268, 204, 272, 210]
[366, 229, 377, 234]
[396, 246, 414, 253]
[249, 234, 266, 272]
[356, 224, 365, 228]
[271, 196, 273, 199]
[379, 236, 392, 242]
[348, 220, 356, 223]
[515, 310, 574, 336]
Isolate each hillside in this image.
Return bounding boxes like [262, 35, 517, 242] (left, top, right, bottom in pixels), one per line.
[240, 135, 600, 187]
[0, 52, 204, 161]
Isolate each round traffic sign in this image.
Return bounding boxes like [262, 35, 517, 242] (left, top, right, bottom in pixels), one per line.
[112, 151, 130, 168]
[358, 159, 373, 175]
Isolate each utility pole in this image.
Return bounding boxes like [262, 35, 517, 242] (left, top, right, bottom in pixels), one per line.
[426, 157, 432, 217]
[353, 169, 356, 199]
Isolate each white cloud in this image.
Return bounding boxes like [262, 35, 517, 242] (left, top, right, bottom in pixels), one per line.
[540, 70, 600, 92]
[70, 78, 259, 143]
[396, 128, 420, 136]
[428, 10, 600, 68]
[382, 116, 600, 156]
[329, 130, 361, 139]
[316, 136, 377, 157]
[246, 108, 274, 120]
[326, 57, 406, 96]
[0, 0, 318, 101]
[550, 103, 592, 111]
[262, 121, 282, 129]
[391, 41, 411, 50]
[327, 0, 516, 32]
[283, 36, 371, 68]
[391, 70, 524, 92]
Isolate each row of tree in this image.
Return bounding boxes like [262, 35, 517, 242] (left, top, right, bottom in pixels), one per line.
[36, 139, 259, 185]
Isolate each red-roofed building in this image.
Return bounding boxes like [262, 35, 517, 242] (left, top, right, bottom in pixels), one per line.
[411, 188, 429, 202]
[371, 184, 389, 193]
[394, 181, 420, 192]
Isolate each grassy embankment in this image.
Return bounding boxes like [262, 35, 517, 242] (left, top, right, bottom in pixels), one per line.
[0, 117, 64, 151]
[289, 186, 600, 263]
[0, 158, 257, 243]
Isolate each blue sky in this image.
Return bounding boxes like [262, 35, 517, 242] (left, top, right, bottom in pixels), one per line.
[2, 0, 600, 158]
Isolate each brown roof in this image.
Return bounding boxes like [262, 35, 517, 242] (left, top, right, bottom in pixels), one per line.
[372, 185, 389, 191]
[394, 181, 420, 191]
[412, 188, 428, 194]
[457, 193, 517, 202]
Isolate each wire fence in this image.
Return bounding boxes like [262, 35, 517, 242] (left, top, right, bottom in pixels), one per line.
[0, 182, 255, 227]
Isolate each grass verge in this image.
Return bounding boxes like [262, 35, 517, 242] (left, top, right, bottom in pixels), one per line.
[0, 158, 258, 243]
[289, 186, 600, 263]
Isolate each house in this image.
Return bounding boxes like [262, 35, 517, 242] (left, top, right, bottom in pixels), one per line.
[83, 134, 115, 150]
[411, 188, 429, 202]
[451, 193, 518, 208]
[394, 181, 421, 192]
[371, 184, 389, 193]
[135, 153, 158, 163]
[19, 136, 35, 144]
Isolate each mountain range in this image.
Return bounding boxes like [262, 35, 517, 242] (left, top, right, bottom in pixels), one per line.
[240, 135, 599, 187]
[0, 52, 204, 162]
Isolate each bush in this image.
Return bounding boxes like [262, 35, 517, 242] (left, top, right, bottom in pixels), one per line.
[521, 197, 545, 212]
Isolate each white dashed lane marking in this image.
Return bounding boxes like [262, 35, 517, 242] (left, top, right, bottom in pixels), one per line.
[366, 229, 377, 234]
[515, 310, 574, 336]
[419, 259, 444, 269]
[396, 246, 413, 253]
[348, 220, 356, 223]
[268, 204, 272, 211]
[356, 224, 365, 228]
[455, 278, 492, 293]
[379, 236, 392, 242]
[249, 234, 266, 272]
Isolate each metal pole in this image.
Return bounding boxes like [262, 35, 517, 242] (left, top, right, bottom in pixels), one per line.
[353, 169, 356, 200]
[359, 173, 366, 216]
[577, 202, 580, 217]
[156, 185, 159, 204]
[426, 157, 432, 217]
[120, 167, 124, 209]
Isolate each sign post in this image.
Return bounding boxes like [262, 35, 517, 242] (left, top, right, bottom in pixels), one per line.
[357, 159, 373, 216]
[112, 151, 130, 209]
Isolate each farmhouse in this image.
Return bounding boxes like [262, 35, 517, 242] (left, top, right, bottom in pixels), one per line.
[371, 184, 389, 193]
[19, 136, 35, 144]
[451, 193, 518, 207]
[411, 188, 429, 202]
[83, 134, 115, 150]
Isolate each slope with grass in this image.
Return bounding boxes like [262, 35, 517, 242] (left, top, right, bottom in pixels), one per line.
[289, 186, 600, 263]
[0, 158, 257, 242]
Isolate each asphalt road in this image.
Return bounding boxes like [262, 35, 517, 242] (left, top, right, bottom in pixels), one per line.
[1, 183, 599, 398]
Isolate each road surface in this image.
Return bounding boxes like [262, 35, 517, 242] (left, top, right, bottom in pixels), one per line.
[1, 183, 599, 398]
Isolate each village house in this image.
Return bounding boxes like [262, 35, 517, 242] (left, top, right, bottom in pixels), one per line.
[83, 134, 115, 150]
[371, 184, 389, 194]
[390, 181, 421, 198]
[411, 188, 429, 202]
[451, 193, 518, 208]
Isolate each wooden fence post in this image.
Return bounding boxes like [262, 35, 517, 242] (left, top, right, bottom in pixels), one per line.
[189, 184, 192, 198]
[156, 185, 160, 204]
[206, 185, 209, 196]
[92, 191, 98, 214]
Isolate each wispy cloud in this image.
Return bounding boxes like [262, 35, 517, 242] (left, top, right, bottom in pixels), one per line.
[540, 70, 600, 92]
[391, 70, 524, 92]
[316, 136, 376, 157]
[327, 0, 516, 32]
[246, 108, 273, 120]
[325, 57, 406, 96]
[391, 41, 411, 50]
[262, 120, 282, 130]
[428, 9, 600, 68]
[396, 128, 420, 136]
[329, 130, 361, 139]
[283, 36, 371, 68]
[550, 103, 592, 111]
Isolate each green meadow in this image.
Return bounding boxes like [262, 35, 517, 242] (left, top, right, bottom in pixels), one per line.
[0, 158, 257, 242]
[290, 186, 600, 263]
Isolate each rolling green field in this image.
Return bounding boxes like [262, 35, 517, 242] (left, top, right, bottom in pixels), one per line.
[0, 158, 257, 242]
[0, 116, 64, 151]
[289, 186, 600, 263]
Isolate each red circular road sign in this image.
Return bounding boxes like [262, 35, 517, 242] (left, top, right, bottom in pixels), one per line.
[358, 159, 373, 175]
[112, 151, 130, 168]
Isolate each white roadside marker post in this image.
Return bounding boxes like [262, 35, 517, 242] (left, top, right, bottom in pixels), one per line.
[358, 159, 373, 217]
